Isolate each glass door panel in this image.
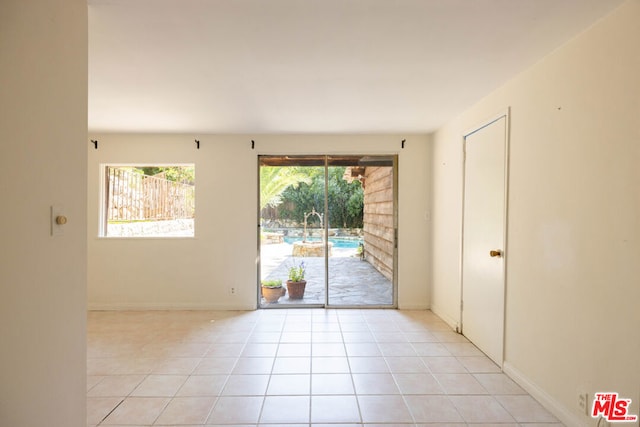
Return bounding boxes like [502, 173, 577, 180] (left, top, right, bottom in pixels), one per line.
[259, 156, 326, 307]
[326, 156, 396, 307]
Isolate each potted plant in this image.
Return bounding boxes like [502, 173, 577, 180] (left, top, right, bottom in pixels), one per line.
[261, 279, 285, 303]
[286, 260, 307, 299]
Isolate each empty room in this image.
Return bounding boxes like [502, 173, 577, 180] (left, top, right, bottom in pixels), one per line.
[1, 0, 639, 426]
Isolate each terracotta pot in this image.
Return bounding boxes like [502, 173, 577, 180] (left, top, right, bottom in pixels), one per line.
[262, 286, 285, 303]
[286, 280, 307, 299]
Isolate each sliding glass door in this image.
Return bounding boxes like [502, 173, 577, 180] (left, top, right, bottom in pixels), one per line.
[258, 155, 396, 308]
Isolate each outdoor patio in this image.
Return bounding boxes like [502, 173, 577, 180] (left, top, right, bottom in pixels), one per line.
[260, 243, 393, 306]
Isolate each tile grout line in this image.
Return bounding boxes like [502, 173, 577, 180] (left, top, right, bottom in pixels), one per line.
[257, 309, 296, 425]
[308, 312, 316, 424]
[343, 309, 366, 425]
[197, 319, 238, 426]
[96, 397, 124, 426]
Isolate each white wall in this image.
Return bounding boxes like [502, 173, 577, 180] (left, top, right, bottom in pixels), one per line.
[0, 0, 87, 426]
[88, 134, 431, 310]
[431, 1, 639, 425]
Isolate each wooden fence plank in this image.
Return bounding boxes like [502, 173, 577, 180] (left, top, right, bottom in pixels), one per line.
[107, 167, 194, 222]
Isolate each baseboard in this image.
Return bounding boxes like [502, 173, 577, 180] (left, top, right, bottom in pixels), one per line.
[88, 302, 462, 316]
[503, 361, 586, 427]
[90, 302, 432, 311]
[87, 302, 257, 311]
[430, 303, 460, 331]
[398, 303, 429, 310]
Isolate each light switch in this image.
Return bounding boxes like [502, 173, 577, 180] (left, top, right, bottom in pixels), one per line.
[50, 205, 65, 236]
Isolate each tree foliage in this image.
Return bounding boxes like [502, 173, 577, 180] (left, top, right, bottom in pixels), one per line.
[138, 166, 195, 185]
[260, 166, 312, 210]
[278, 166, 363, 228]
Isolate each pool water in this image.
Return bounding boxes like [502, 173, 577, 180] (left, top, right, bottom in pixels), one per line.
[283, 237, 362, 249]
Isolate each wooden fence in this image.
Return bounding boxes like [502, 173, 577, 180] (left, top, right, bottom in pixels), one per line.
[106, 167, 195, 221]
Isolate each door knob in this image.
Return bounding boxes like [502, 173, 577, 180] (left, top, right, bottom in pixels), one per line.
[489, 250, 503, 258]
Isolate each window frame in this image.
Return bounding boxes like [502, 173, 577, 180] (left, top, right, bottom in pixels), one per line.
[98, 163, 196, 239]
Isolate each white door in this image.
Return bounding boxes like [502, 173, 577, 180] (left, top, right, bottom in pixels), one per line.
[461, 114, 508, 366]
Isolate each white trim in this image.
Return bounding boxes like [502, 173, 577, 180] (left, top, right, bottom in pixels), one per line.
[459, 107, 511, 366]
[88, 302, 257, 311]
[504, 361, 584, 427]
[397, 303, 429, 310]
[457, 134, 465, 331]
[462, 109, 511, 139]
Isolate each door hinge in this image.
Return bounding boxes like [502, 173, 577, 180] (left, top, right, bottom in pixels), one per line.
[394, 229, 398, 248]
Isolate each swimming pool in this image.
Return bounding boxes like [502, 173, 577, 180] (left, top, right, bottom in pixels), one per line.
[283, 236, 362, 249]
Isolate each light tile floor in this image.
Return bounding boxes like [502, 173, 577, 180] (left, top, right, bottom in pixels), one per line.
[87, 309, 563, 426]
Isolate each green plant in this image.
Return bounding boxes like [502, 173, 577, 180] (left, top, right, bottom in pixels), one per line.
[261, 279, 282, 288]
[260, 166, 312, 210]
[288, 260, 306, 282]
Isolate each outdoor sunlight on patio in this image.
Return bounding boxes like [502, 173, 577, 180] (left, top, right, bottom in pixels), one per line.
[260, 241, 392, 306]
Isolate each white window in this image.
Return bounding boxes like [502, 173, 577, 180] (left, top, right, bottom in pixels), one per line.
[101, 165, 195, 237]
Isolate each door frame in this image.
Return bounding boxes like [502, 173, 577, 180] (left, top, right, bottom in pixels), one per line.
[459, 108, 511, 365]
[257, 154, 398, 309]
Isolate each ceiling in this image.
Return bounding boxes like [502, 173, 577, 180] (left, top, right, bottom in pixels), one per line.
[88, 0, 623, 134]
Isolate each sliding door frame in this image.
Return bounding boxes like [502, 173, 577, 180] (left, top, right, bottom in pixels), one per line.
[257, 154, 398, 309]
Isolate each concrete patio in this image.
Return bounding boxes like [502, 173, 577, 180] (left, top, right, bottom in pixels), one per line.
[260, 243, 393, 307]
